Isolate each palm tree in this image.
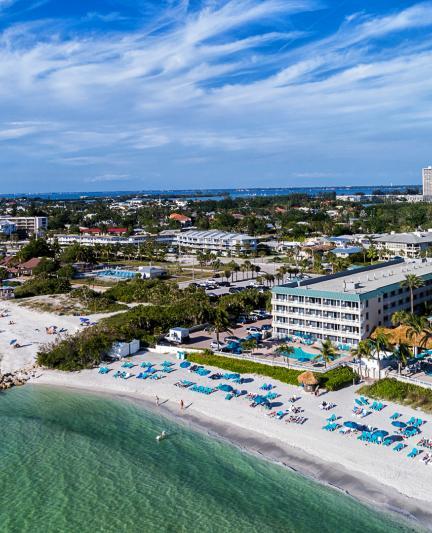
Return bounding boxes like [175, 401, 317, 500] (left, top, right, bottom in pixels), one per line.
[401, 313, 430, 355]
[400, 274, 425, 313]
[276, 343, 294, 368]
[242, 337, 257, 354]
[243, 260, 252, 279]
[315, 339, 337, 369]
[350, 339, 374, 378]
[393, 343, 412, 374]
[369, 329, 390, 379]
[367, 245, 378, 264]
[223, 269, 231, 282]
[391, 310, 410, 327]
[212, 307, 232, 349]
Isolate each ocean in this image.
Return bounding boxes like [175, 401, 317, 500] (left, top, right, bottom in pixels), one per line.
[0, 386, 423, 533]
[0, 185, 421, 201]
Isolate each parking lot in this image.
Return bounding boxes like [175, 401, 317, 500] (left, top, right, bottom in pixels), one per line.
[185, 318, 273, 352]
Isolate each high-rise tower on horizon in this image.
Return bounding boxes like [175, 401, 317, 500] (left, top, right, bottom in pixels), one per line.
[422, 166, 432, 198]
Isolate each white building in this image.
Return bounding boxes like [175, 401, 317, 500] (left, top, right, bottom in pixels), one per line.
[272, 259, 432, 346]
[0, 216, 47, 235]
[0, 219, 16, 236]
[176, 230, 257, 255]
[423, 166, 432, 198]
[54, 234, 150, 247]
[374, 231, 432, 258]
[138, 266, 167, 278]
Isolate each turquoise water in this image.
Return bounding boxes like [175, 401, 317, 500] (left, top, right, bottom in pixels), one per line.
[0, 386, 423, 533]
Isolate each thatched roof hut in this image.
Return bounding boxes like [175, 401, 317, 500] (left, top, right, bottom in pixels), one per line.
[371, 325, 432, 349]
[298, 371, 318, 392]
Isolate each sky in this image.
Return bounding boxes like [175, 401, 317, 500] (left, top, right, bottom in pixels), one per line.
[0, 0, 431, 192]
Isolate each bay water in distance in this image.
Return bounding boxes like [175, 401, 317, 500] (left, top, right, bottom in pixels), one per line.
[0, 386, 424, 533]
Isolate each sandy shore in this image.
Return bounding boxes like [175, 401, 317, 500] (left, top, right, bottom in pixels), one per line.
[0, 300, 116, 374]
[30, 352, 432, 530]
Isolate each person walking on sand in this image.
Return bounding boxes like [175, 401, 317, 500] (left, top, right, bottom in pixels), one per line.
[180, 399, 184, 411]
[155, 395, 160, 407]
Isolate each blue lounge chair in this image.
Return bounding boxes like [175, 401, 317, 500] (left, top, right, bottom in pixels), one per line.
[393, 443, 405, 452]
[408, 448, 420, 458]
[390, 412, 401, 420]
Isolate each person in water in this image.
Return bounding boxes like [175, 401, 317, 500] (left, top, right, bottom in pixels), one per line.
[180, 399, 184, 410]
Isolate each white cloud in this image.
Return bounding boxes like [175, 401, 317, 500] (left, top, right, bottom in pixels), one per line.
[0, 0, 432, 189]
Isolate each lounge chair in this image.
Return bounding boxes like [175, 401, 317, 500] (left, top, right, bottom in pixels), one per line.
[408, 448, 420, 458]
[393, 443, 405, 452]
[389, 412, 401, 420]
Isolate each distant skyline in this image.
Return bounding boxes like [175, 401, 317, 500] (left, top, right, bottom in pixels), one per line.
[0, 0, 431, 192]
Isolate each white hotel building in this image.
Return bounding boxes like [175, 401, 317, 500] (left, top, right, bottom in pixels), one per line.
[272, 259, 432, 346]
[0, 216, 48, 235]
[55, 234, 149, 247]
[176, 230, 257, 255]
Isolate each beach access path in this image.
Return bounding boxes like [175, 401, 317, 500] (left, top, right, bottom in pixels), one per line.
[31, 352, 432, 529]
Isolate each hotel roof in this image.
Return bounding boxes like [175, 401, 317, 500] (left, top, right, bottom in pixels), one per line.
[179, 230, 255, 241]
[374, 232, 432, 245]
[274, 259, 432, 299]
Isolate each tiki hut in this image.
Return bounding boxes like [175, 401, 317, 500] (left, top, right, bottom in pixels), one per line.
[297, 371, 318, 392]
[371, 325, 432, 349]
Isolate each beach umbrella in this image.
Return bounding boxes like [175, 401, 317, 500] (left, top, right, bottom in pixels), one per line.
[355, 399, 363, 406]
[372, 430, 389, 438]
[344, 421, 358, 429]
[9, 339, 17, 345]
[404, 426, 420, 434]
[392, 421, 406, 428]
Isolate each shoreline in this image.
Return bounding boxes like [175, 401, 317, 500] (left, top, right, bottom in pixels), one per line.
[28, 377, 432, 530]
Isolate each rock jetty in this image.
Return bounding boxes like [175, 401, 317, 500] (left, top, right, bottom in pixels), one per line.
[0, 366, 37, 391]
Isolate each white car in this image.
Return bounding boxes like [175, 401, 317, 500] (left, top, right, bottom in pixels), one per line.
[246, 326, 262, 333]
[210, 341, 225, 350]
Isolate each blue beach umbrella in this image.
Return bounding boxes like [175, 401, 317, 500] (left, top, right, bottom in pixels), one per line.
[355, 399, 363, 406]
[392, 421, 406, 428]
[372, 430, 389, 438]
[9, 339, 17, 345]
[344, 421, 358, 429]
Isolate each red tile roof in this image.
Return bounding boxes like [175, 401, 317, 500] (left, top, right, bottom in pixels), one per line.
[169, 213, 191, 223]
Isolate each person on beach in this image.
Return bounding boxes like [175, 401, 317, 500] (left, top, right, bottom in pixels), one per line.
[156, 395, 160, 407]
[180, 399, 184, 410]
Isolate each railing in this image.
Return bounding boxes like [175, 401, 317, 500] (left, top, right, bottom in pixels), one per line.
[210, 350, 347, 373]
[386, 371, 432, 391]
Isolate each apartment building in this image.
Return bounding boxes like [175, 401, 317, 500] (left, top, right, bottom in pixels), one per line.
[423, 166, 432, 198]
[176, 230, 257, 255]
[272, 259, 432, 347]
[374, 231, 432, 258]
[55, 234, 149, 247]
[0, 216, 47, 236]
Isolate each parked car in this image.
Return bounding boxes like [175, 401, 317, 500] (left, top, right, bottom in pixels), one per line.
[261, 324, 272, 331]
[210, 341, 225, 350]
[229, 287, 241, 294]
[207, 292, 219, 298]
[246, 326, 262, 333]
[218, 281, 231, 287]
[224, 335, 240, 343]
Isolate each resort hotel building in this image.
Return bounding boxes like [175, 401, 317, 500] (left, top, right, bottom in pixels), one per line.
[272, 259, 432, 347]
[176, 230, 257, 255]
[0, 216, 48, 236]
[374, 231, 432, 258]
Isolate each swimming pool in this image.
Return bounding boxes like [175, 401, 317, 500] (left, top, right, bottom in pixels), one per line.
[96, 269, 139, 279]
[280, 346, 340, 363]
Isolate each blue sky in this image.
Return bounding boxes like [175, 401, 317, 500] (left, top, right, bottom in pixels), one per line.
[0, 0, 431, 192]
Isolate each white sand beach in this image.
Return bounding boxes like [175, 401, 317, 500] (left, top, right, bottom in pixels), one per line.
[0, 300, 114, 374]
[30, 352, 432, 530]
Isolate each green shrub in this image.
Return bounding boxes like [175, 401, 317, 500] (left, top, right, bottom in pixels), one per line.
[187, 352, 303, 385]
[319, 366, 359, 391]
[358, 379, 432, 412]
[14, 277, 71, 298]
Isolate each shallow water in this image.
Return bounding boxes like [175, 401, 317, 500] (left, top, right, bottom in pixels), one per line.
[0, 386, 424, 533]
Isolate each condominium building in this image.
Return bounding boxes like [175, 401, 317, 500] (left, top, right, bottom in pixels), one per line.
[55, 234, 149, 247]
[176, 230, 257, 255]
[0, 216, 47, 235]
[423, 166, 432, 198]
[374, 231, 432, 258]
[272, 259, 432, 346]
[0, 219, 16, 236]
